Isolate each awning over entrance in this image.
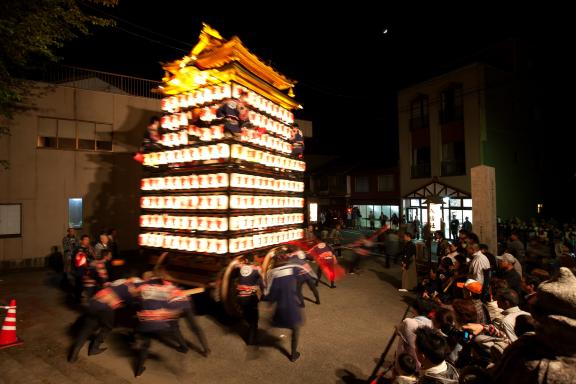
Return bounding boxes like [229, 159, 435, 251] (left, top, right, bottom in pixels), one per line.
[404, 178, 470, 199]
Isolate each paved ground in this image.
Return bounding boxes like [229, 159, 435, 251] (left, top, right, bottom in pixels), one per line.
[0, 243, 411, 384]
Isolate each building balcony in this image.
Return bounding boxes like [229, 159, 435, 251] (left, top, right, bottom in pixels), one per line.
[441, 160, 466, 177]
[411, 163, 431, 179]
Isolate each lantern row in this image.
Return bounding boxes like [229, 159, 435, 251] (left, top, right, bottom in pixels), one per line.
[139, 212, 305, 232]
[161, 125, 292, 154]
[141, 195, 305, 210]
[141, 173, 304, 193]
[230, 144, 305, 171]
[139, 228, 304, 254]
[142, 143, 306, 172]
[160, 108, 293, 141]
[161, 84, 295, 125]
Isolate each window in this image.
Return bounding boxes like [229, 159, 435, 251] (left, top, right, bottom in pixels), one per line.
[354, 176, 369, 193]
[410, 95, 429, 130]
[328, 175, 346, 190]
[68, 198, 83, 229]
[441, 141, 466, 176]
[309, 202, 318, 223]
[0, 204, 22, 238]
[411, 147, 431, 178]
[377, 174, 394, 192]
[440, 85, 463, 123]
[37, 117, 113, 151]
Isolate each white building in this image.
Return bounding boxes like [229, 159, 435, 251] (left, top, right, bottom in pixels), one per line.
[0, 68, 161, 268]
[398, 63, 542, 239]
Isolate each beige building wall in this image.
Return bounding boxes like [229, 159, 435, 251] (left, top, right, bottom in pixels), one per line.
[398, 64, 487, 197]
[0, 82, 160, 268]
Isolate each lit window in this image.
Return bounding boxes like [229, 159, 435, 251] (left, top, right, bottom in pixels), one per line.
[68, 198, 83, 229]
[0, 204, 22, 238]
[309, 203, 318, 223]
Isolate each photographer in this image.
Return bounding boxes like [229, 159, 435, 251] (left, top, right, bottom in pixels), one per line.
[447, 299, 493, 368]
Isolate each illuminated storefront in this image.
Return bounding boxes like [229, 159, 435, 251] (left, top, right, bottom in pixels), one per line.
[353, 204, 400, 228]
[402, 181, 471, 240]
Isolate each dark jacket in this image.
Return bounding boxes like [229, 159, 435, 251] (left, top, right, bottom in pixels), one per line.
[402, 241, 417, 268]
[264, 265, 303, 329]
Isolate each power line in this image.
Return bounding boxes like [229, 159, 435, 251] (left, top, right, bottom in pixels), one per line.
[82, 3, 192, 52]
[114, 25, 189, 53]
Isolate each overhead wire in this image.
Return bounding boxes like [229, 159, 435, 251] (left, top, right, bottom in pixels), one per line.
[82, 2, 195, 48]
[82, 2, 191, 53]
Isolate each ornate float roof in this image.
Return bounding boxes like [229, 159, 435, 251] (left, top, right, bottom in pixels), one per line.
[160, 23, 299, 110]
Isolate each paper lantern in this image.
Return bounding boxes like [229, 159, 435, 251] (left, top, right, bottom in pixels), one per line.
[189, 237, 199, 252]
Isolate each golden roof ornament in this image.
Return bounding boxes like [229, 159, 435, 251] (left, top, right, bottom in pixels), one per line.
[160, 23, 300, 110]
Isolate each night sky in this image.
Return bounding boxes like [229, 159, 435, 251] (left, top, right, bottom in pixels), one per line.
[60, 3, 567, 164]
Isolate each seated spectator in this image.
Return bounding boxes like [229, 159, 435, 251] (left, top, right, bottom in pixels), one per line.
[456, 279, 490, 324]
[414, 327, 459, 383]
[394, 299, 438, 372]
[432, 307, 460, 364]
[496, 253, 522, 294]
[443, 243, 459, 263]
[513, 314, 536, 337]
[529, 268, 550, 282]
[420, 269, 443, 301]
[458, 365, 491, 384]
[491, 268, 576, 383]
[452, 298, 479, 325]
[520, 275, 540, 311]
[392, 353, 418, 384]
[493, 288, 531, 342]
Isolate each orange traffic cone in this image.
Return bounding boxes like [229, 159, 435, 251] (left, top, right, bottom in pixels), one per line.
[0, 299, 23, 350]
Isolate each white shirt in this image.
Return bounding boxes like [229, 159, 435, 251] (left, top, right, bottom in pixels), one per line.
[468, 251, 491, 283]
[498, 306, 530, 342]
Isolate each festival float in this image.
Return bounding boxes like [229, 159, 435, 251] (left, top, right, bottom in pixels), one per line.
[138, 24, 305, 312]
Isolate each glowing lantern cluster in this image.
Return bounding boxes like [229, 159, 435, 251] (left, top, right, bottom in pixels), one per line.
[161, 84, 232, 113]
[139, 232, 228, 254]
[246, 110, 293, 140]
[141, 195, 229, 210]
[240, 128, 292, 154]
[228, 229, 304, 253]
[229, 213, 304, 230]
[141, 173, 302, 192]
[161, 130, 189, 147]
[142, 143, 230, 166]
[187, 125, 225, 141]
[233, 84, 294, 125]
[140, 214, 228, 232]
[229, 195, 304, 209]
[141, 173, 229, 191]
[160, 112, 189, 130]
[229, 173, 303, 192]
[231, 144, 305, 171]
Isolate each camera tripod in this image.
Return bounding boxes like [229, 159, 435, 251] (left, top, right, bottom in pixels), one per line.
[366, 303, 412, 383]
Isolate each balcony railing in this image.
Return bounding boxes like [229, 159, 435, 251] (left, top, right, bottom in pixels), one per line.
[411, 163, 431, 179]
[441, 160, 466, 176]
[28, 65, 162, 99]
